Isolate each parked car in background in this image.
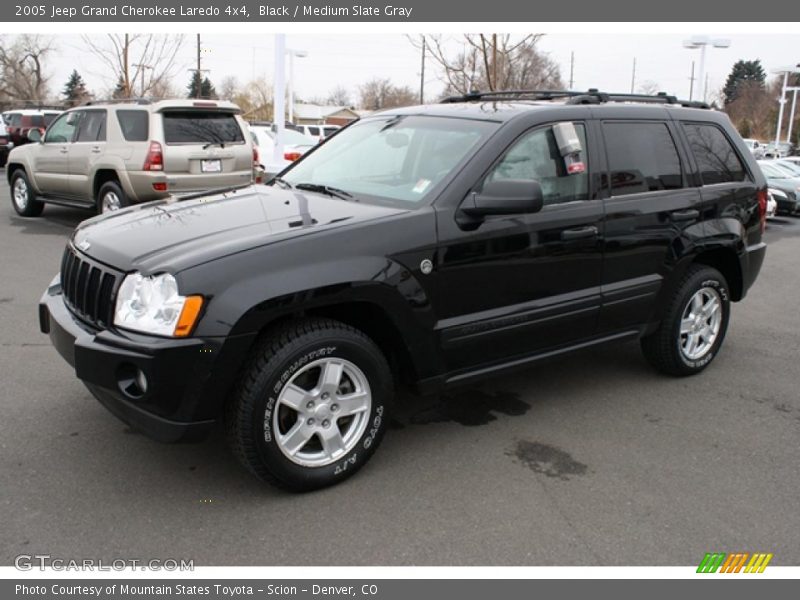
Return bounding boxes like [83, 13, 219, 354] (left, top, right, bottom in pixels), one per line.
[781, 156, 800, 167]
[3, 109, 62, 147]
[763, 142, 795, 159]
[6, 99, 254, 216]
[766, 189, 778, 218]
[0, 116, 11, 168]
[775, 159, 800, 177]
[758, 160, 800, 215]
[742, 138, 765, 158]
[296, 124, 341, 143]
[250, 124, 315, 178]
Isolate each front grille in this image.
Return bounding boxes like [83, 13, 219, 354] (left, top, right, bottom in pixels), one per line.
[60, 245, 120, 328]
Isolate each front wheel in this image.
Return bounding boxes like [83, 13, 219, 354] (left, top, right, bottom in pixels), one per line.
[226, 318, 393, 491]
[10, 170, 44, 217]
[641, 265, 730, 376]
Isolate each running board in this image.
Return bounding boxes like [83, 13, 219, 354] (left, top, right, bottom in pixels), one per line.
[37, 195, 95, 210]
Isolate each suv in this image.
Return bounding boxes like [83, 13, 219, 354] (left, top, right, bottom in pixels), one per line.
[38, 90, 767, 491]
[3, 109, 62, 147]
[7, 99, 254, 216]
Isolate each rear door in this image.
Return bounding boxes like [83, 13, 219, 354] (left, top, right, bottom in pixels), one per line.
[68, 109, 107, 201]
[31, 111, 79, 196]
[597, 118, 702, 334]
[158, 108, 252, 193]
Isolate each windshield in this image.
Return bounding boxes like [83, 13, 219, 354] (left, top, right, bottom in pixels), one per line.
[776, 161, 800, 176]
[280, 115, 497, 207]
[162, 111, 244, 145]
[760, 163, 789, 179]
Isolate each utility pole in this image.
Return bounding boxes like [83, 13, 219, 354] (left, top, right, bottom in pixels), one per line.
[569, 51, 575, 90]
[419, 37, 426, 104]
[688, 61, 695, 101]
[188, 34, 210, 99]
[630, 57, 636, 94]
[132, 63, 152, 97]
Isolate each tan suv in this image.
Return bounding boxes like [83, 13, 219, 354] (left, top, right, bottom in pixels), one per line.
[6, 99, 255, 216]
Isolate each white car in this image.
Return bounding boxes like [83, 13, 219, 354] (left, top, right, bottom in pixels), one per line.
[742, 138, 765, 159]
[766, 189, 779, 218]
[296, 124, 341, 143]
[250, 125, 316, 178]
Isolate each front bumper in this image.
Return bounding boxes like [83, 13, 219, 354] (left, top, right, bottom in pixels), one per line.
[39, 277, 254, 442]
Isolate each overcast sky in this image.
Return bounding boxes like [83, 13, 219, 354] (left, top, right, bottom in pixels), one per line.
[40, 33, 800, 104]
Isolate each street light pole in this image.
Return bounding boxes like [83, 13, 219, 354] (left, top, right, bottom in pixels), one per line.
[683, 36, 730, 103]
[286, 48, 308, 124]
[772, 66, 800, 147]
[273, 34, 286, 165]
[787, 88, 799, 145]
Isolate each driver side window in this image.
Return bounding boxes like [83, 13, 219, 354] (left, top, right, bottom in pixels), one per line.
[44, 112, 79, 144]
[484, 122, 589, 206]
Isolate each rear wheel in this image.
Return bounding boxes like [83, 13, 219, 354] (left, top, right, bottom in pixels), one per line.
[10, 170, 44, 217]
[226, 318, 393, 491]
[641, 265, 730, 376]
[96, 180, 128, 214]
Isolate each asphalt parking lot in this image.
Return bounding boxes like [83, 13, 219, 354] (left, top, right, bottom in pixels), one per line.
[1, 175, 799, 566]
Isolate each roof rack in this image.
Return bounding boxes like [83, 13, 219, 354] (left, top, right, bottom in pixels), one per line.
[82, 97, 154, 106]
[441, 89, 711, 109]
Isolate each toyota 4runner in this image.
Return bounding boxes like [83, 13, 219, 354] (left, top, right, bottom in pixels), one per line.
[38, 90, 767, 491]
[7, 99, 255, 216]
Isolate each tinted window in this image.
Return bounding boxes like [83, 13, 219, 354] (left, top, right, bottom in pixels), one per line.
[44, 112, 78, 143]
[682, 123, 748, 185]
[162, 111, 244, 145]
[604, 122, 683, 196]
[484, 122, 589, 206]
[76, 111, 106, 142]
[43, 113, 59, 127]
[27, 115, 45, 128]
[8, 114, 21, 127]
[307, 126, 320, 136]
[116, 110, 149, 142]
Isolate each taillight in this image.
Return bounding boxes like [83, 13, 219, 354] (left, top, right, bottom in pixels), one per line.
[757, 188, 767, 234]
[152, 182, 167, 192]
[253, 146, 262, 184]
[143, 141, 163, 171]
[284, 151, 302, 162]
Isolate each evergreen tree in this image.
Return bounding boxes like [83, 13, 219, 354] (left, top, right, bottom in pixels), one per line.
[187, 72, 217, 99]
[112, 76, 128, 99]
[723, 60, 766, 106]
[62, 70, 90, 107]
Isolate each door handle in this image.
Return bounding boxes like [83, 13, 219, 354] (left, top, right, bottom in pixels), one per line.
[669, 209, 699, 222]
[561, 225, 598, 241]
[59, 148, 68, 154]
[91, 147, 101, 154]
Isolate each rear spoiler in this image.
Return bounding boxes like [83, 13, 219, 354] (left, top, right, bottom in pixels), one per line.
[157, 101, 241, 114]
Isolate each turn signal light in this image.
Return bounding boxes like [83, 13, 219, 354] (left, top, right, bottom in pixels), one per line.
[757, 188, 767, 234]
[174, 296, 204, 337]
[143, 141, 164, 171]
[284, 151, 302, 162]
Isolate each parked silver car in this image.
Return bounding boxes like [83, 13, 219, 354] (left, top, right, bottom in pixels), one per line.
[6, 99, 255, 216]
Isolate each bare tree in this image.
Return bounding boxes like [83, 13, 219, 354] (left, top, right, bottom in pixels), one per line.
[218, 76, 239, 102]
[235, 78, 273, 121]
[0, 35, 55, 105]
[636, 80, 662, 96]
[410, 34, 561, 96]
[81, 34, 184, 98]
[326, 85, 352, 106]
[359, 78, 416, 110]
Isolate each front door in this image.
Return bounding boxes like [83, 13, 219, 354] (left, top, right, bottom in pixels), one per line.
[68, 110, 107, 202]
[434, 121, 605, 374]
[32, 112, 78, 197]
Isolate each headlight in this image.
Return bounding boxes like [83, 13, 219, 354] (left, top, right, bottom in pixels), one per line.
[770, 188, 787, 199]
[114, 272, 203, 337]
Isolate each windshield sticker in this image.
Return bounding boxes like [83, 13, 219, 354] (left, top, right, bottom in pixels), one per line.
[413, 179, 431, 194]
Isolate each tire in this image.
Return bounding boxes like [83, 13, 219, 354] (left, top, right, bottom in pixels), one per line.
[96, 180, 128, 214]
[226, 318, 393, 492]
[641, 265, 730, 376]
[10, 169, 44, 217]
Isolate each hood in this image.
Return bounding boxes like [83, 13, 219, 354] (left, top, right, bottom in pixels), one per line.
[71, 185, 406, 273]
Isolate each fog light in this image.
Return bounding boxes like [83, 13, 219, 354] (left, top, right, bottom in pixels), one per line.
[153, 182, 167, 192]
[117, 363, 149, 399]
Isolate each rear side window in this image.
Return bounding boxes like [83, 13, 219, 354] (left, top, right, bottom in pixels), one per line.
[8, 114, 21, 127]
[27, 115, 45, 128]
[162, 111, 244, 145]
[117, 110, 149, 142]
[682, 123, 748, 185]
[603, 122, 683, 196]
[76, 111, 106, 142]
[307, 126, 320, 136]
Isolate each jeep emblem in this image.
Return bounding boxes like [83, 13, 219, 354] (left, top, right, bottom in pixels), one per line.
[420, 259, 433, 275]
[77, 239, 91, 252]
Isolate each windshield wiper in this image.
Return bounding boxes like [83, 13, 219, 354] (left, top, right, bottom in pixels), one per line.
[202, 141, 226, 149]
[295, 183, 354, 201]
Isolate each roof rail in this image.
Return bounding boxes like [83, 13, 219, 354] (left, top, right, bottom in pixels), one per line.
[441, 89, 711, 109]
[82, 97, 155, 106]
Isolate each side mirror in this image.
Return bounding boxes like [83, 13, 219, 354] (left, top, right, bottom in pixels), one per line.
[461, 179, 544, 216]
[27, 129, 42, 143]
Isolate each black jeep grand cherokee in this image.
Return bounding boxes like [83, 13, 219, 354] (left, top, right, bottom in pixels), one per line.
[39, 90, 767, 491]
